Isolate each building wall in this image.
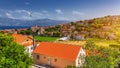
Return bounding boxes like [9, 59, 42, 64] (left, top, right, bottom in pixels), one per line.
[33, 54, 75, 68]
[25, 45, 34, 56]
[75, 48, 86, 67]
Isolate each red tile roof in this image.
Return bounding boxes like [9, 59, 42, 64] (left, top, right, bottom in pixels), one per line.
[21, 41, 33, 46]
[33, 42, 81, 61]
[12, 34, 33, 46]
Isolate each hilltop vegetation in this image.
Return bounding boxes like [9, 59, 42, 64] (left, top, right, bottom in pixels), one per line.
[83, 41, 120, 68]
[44, 15, 120, 40]
[43, 15, 120, 47]
[50, 15, 120, 68]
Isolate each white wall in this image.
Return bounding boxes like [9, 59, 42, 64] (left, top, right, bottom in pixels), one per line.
[75, 48, 86, 67]
[25, 45, 34, 56]
[25, 43, 40, 56]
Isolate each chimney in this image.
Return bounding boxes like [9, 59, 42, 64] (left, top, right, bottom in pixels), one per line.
[33, 35, 36, 49]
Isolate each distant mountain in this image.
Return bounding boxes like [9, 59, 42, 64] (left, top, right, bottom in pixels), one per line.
[0, 17, 68, 26]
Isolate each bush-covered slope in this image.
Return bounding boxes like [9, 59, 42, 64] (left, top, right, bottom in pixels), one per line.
[44, 15, 120, 41]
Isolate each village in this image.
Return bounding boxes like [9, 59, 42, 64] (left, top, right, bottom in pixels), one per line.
[0, 26, 86, 68]
[0, 16, 120, 67]
[0, 0, 120, 68]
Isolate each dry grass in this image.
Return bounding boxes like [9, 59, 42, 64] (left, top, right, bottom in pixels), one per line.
[55, 41, 86, 46]
[55, 38, 120, 48]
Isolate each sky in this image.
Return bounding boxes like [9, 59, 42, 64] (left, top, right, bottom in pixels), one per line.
[0, 0, 120, 21]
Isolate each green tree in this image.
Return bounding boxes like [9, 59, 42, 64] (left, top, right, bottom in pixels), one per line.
[70, 22, 74, 25]
[19, 30, 26, 35]
[0, 33, 33, 68]
[19, 29, 33, 35]
[83, 40, 120, 68]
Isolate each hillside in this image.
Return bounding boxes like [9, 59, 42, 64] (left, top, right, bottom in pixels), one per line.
[44, 15, 120, 41]
[0, 17, 68, 26]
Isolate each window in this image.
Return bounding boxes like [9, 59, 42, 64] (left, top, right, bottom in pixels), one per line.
[27, 49, 29, 52]
[26, 39, 29, 41]
[54, 58, 57, 62]
[78, 59, 82, 64]
[78, 60, 80, 64]
[36, 55, 39, 60]
[31, 47, 33, 50]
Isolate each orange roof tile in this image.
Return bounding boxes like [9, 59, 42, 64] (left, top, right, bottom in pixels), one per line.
[12, 34, 33, 46]
[33, 42, 81, 61]
[22, 41, 33, 46]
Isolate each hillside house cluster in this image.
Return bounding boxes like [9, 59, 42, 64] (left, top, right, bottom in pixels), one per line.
[43, 23, 85, 40]
[0, 29, 17, 34]
[31, 26, 45, 35]
[0, 28, 29, 34]
[0, 26, 45, 36]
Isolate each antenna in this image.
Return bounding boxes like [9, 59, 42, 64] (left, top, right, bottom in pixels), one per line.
[27, 10, 36, 49]
[28, 11, 32, 17]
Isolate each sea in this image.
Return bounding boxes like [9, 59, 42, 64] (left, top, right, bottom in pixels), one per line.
[0, 26, 31, 30]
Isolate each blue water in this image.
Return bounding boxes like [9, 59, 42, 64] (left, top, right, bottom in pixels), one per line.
[0, 26, 31, 30]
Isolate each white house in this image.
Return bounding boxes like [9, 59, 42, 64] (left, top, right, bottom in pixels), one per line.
[57, 36, 70, 41]
[12, 34, 36, 56]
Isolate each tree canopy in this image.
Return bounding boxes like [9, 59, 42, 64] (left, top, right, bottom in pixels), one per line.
[19, 29, 33, 35]
[0, 33, 33, 68]
[83, 40, 120, 68]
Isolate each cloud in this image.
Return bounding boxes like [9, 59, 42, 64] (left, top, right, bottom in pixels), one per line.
[55, 9, 63, 14]
[41, 10, 50, 17]
[21, 15, 32, 20]
[4, 10, 32, 20]
[25, 2, 30, 5]
[55, 17, 69, 20]
[4, 9, 79, 21]
[1, 9, 81, 21]
[13, 10, 48, 20]
[72, 11, 84, 15]
[15, 10, 31, 15]
[0, 9, 4, 12]
[5, 13, 14, 19]
[32, 12, 44, 18]
[33, 12, 43, 16]
[42, 10, 48, 13]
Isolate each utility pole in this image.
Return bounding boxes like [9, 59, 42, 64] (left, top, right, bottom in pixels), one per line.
[26, 3, 36, 48]
[28, 11, 36, 49]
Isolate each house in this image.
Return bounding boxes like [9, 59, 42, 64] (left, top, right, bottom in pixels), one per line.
[12, 34, 35, 56]
[31, 26, 39, 32]
[33, 42, 86, 68]
[17, 28, 28, 33]
[74, 35, 85, 41]
[57, 36, 70, 41]
[37, 27, 45, 35]
[0, 29, 15, 34]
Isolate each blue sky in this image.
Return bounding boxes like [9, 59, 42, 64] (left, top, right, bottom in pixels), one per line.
[0, 0, 120, 21]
